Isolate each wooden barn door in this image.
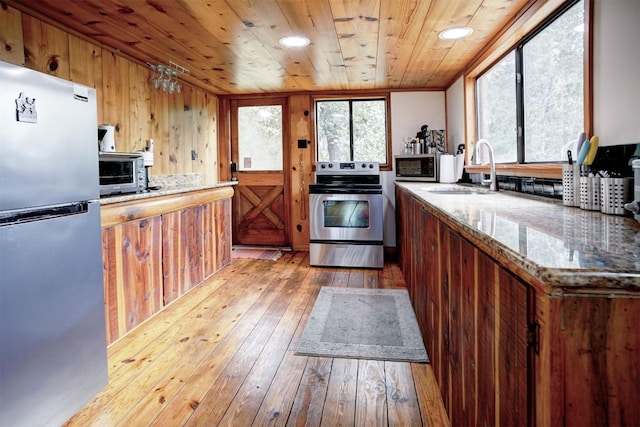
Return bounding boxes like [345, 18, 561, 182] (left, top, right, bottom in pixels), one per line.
[231, 98, 290, 247]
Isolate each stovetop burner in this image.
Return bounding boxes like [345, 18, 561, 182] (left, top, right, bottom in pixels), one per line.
[315, 161, 379, 175]
[314, 161, 380, 186]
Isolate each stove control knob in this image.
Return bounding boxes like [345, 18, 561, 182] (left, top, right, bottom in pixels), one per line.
[328, 163, 333, 168]
[369, 164, 374, 168]
[320, 164, 326, 168]
[361, 163, 367, 168]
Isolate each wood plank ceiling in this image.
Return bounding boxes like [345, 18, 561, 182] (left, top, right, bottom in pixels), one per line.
[9, 0, 531, 95]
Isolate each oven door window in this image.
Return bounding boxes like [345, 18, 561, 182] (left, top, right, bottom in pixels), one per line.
[99, 161, 134, 185]
[323, 200, 369, 228]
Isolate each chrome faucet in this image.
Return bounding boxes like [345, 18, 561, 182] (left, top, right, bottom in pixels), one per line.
[475, 139, 499, 191]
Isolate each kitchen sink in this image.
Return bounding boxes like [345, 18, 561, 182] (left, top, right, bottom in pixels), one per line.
[427, 188, 489, 195]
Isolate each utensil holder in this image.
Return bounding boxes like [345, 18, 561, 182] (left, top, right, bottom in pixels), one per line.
[562, 164, 580, 206]
[600, 177, 632, 215]
[579, 176, 601, 211]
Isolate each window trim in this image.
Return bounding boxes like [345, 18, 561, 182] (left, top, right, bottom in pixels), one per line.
[464, 0, 593, 179]
[311, 92, 392, 171]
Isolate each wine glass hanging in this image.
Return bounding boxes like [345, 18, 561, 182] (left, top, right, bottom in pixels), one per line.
[147, 61, 189, 94]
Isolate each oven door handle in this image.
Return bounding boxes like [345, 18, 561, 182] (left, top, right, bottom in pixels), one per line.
[308, 187, 382, 195]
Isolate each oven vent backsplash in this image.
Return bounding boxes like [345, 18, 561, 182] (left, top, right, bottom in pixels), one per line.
[148, 173, 202, 190]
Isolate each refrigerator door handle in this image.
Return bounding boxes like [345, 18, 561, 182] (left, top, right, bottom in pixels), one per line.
[0, 202, 90, 226]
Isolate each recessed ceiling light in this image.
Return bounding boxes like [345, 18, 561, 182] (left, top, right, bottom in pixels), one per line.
[438, 26, 473, 40]
[279, 36, 310, 48]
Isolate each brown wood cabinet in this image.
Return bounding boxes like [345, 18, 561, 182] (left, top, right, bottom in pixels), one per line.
[101, 187, 233, 344]
[396, 186, 639, 426]
[397, 189, 530, 426]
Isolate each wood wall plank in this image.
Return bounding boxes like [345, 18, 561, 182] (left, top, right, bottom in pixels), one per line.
[102, 51, 130, 150]
[22, 14, 69, 78]
[68, 35, 104, 122]
[204, 93, 219, 184]
[0, 3, 24, 65]
[288, 94, 312, 251]
[128, 62, 152, 152]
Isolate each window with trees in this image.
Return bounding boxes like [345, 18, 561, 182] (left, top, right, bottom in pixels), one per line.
[476, 0, 584, 163]
[315, 98, 389, 166]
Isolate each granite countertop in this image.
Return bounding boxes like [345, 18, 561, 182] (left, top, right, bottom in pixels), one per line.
[100, 181, 237, 205]
[396, 182, 640, 290]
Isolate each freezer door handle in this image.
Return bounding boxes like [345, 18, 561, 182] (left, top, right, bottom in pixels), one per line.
[0, 202, 90, 226]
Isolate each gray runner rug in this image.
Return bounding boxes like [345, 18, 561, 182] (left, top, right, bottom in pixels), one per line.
[296, 287, 429, 363]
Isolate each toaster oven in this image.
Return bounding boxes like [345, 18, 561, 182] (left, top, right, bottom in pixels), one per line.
[98, 152, 146, 196]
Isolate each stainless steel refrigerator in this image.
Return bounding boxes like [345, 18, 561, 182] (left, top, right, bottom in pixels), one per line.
[0, 60, 108, 426]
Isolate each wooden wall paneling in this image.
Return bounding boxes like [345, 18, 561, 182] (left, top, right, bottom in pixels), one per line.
[424, 210, 440, 388]
[437, 220, 450, 414]
[162, 210, 182, 305]
[182, 85, 196, 175]
[104, 217, 163, 340]
[0, 4, 25, 65]
[68, 35, 104, 123]
[198, 92, 218, 185]
[497, 268, 528, 427]
[150, 90, 170, 177]
[215, 198, 232, 270]
[102, 51, 130, 151]
[202, 202, 216, 279]
[183, 206, 205, 293]
[288, 94, 312, 250]
[561, 296, 640, 426]
[460, 238, 478, 426]
[121, 217, 163, 334]
[169, 91, 185, 175]
[21, 14, 69, 78]
[185, 87, 218, 185]
[128, 62, 152, 152]
[102, 226, 121, 344]
[475, 250, 496, 427]
[534, 293, 562, 427]
[218, 97, 231, 182]
[447, 231, 463, 423]
[162, 206, 207, 305]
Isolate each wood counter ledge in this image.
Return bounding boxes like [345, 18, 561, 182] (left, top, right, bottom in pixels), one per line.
[396, 182, 640, 292]
[100, 182, 235, 227]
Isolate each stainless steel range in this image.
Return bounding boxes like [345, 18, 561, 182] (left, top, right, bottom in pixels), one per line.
[309, 161, 383, 268]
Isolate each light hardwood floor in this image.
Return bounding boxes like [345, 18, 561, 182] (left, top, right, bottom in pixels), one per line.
[66, 251, 448, 426]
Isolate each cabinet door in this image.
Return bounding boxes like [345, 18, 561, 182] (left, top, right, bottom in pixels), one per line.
[102, 216, 163, 343]
[163, 206, 205, 305]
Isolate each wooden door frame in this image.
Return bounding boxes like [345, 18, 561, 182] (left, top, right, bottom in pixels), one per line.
[229, 97, 291, 247]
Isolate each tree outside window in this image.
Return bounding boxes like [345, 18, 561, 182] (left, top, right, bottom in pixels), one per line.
[476, 0, 584, 163]
[316, 99, 387, 164]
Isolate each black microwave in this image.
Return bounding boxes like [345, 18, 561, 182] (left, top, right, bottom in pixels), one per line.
[394, 154, 438, 181]
[99, 152, 146, 196]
